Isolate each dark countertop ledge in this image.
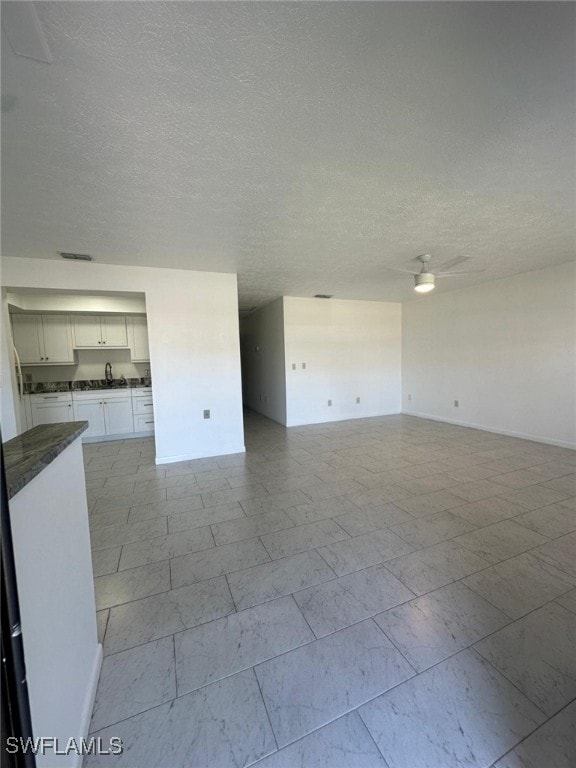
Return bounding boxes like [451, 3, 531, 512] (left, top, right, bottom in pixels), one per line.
[3, 422, 89, 500]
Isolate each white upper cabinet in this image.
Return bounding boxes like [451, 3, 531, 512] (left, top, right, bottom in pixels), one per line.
[128, 317, 150, 362]
[42, 315, 76, 362]
[12, 314, 74, 365]
[72, 316, 101, 347]
[72, 315, 128, 348]
[102, 316, 129, 347]
[12, 315, 42, 363]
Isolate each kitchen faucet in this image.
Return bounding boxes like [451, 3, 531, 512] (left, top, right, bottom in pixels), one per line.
[105, 362, 113, 385]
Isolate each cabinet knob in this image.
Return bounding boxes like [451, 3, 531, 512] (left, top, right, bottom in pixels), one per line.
[102, 341, 106, 344]
[46, 357, 49, 361]
[98, 341, 101, 344]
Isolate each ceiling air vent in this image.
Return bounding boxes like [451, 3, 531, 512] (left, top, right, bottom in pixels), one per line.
[60, 252, 93, 262]
[314, 294, 333, 299]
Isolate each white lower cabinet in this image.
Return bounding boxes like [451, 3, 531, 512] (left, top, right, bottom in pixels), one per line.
[31, 393, 74, 426]
[73, 399, 106, 438]
[104, 396, 135, 435]
[134, 413, 155, 432]
[73, 391, 134, 437]
[132, 388, 154, 433]
[30, 387, 152, 440]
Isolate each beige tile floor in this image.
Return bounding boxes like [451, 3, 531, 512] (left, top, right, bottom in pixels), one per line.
[84, 412, 576, 768]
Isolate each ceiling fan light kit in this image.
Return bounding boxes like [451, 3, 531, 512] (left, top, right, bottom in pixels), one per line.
[414, 272, 435, 293]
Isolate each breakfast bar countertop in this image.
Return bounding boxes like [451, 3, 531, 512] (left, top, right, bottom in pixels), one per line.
[3, 422, 89, 499]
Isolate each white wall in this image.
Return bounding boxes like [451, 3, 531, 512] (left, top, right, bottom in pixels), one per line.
[7, 292, 146, 314]
[402, 261, 576, 449]
[1, 258, 245, 462]
[240, 299, 287, 424]
[283, 297, 402, 427]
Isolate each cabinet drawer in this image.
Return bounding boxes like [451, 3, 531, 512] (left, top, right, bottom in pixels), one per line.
[31, 393, 72, 404]
[73, 389, 130, 402]
[134, 413, 155, 432]
[133, 398, 153, 416]
[132, 387, 153, 397]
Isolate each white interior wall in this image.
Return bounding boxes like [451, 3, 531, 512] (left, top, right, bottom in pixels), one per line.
[7, 292, 146, 313]
[283, 297, 402, 427]
[240, 299, 287, 424]
[1, 258, 245, 462]
[402, 261, 576, 448]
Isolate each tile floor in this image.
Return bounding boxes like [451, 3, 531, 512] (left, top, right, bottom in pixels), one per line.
[83, 412, 576, 768]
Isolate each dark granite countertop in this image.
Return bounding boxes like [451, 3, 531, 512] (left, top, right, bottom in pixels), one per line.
[23, 378, 152, 394]
[4, 422, 89, 499]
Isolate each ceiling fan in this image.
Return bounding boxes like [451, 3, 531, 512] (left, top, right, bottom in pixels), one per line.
[386, 254, 484, 293]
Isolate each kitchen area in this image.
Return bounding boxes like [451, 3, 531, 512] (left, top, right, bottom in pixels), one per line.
[8, 289, 154, 442]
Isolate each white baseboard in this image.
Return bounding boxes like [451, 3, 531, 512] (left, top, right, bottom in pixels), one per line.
[286, 409, 402, 428]
[155, 445, 246, 465]
[401, 410, 576, 450]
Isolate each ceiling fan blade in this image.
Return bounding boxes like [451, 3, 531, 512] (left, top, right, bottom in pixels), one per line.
[436, 269, 485, 277]
[382, 266, 417, 275]
[434, 255, 472, 271]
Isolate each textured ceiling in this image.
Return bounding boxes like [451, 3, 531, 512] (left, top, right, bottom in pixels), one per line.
[1, 1, 575, 306]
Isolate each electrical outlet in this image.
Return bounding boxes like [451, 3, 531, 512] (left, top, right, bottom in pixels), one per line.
[328, 399, 332, 406]
[408, 394, 412, 401]
[204, 409, 210, 419]
[454, 400, 459, 408]
[292, 363, 296, 370]
[302, 362, 306, 369]
[356, 397, 360, 404]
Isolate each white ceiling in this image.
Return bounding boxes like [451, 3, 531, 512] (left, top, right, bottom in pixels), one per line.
[1, 1, 574, 307]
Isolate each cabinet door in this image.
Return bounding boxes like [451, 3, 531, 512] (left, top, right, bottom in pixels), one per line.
[103, 397, 134, 435]
[31, 402, 74, 426]
[130, 317, 150, 361]
[12, 315, 44, 363]
[102, 316, 128, 347]
[73, 316, 102, 347]
[41, 315, 74, 363]
[73, 399, 106, 437]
